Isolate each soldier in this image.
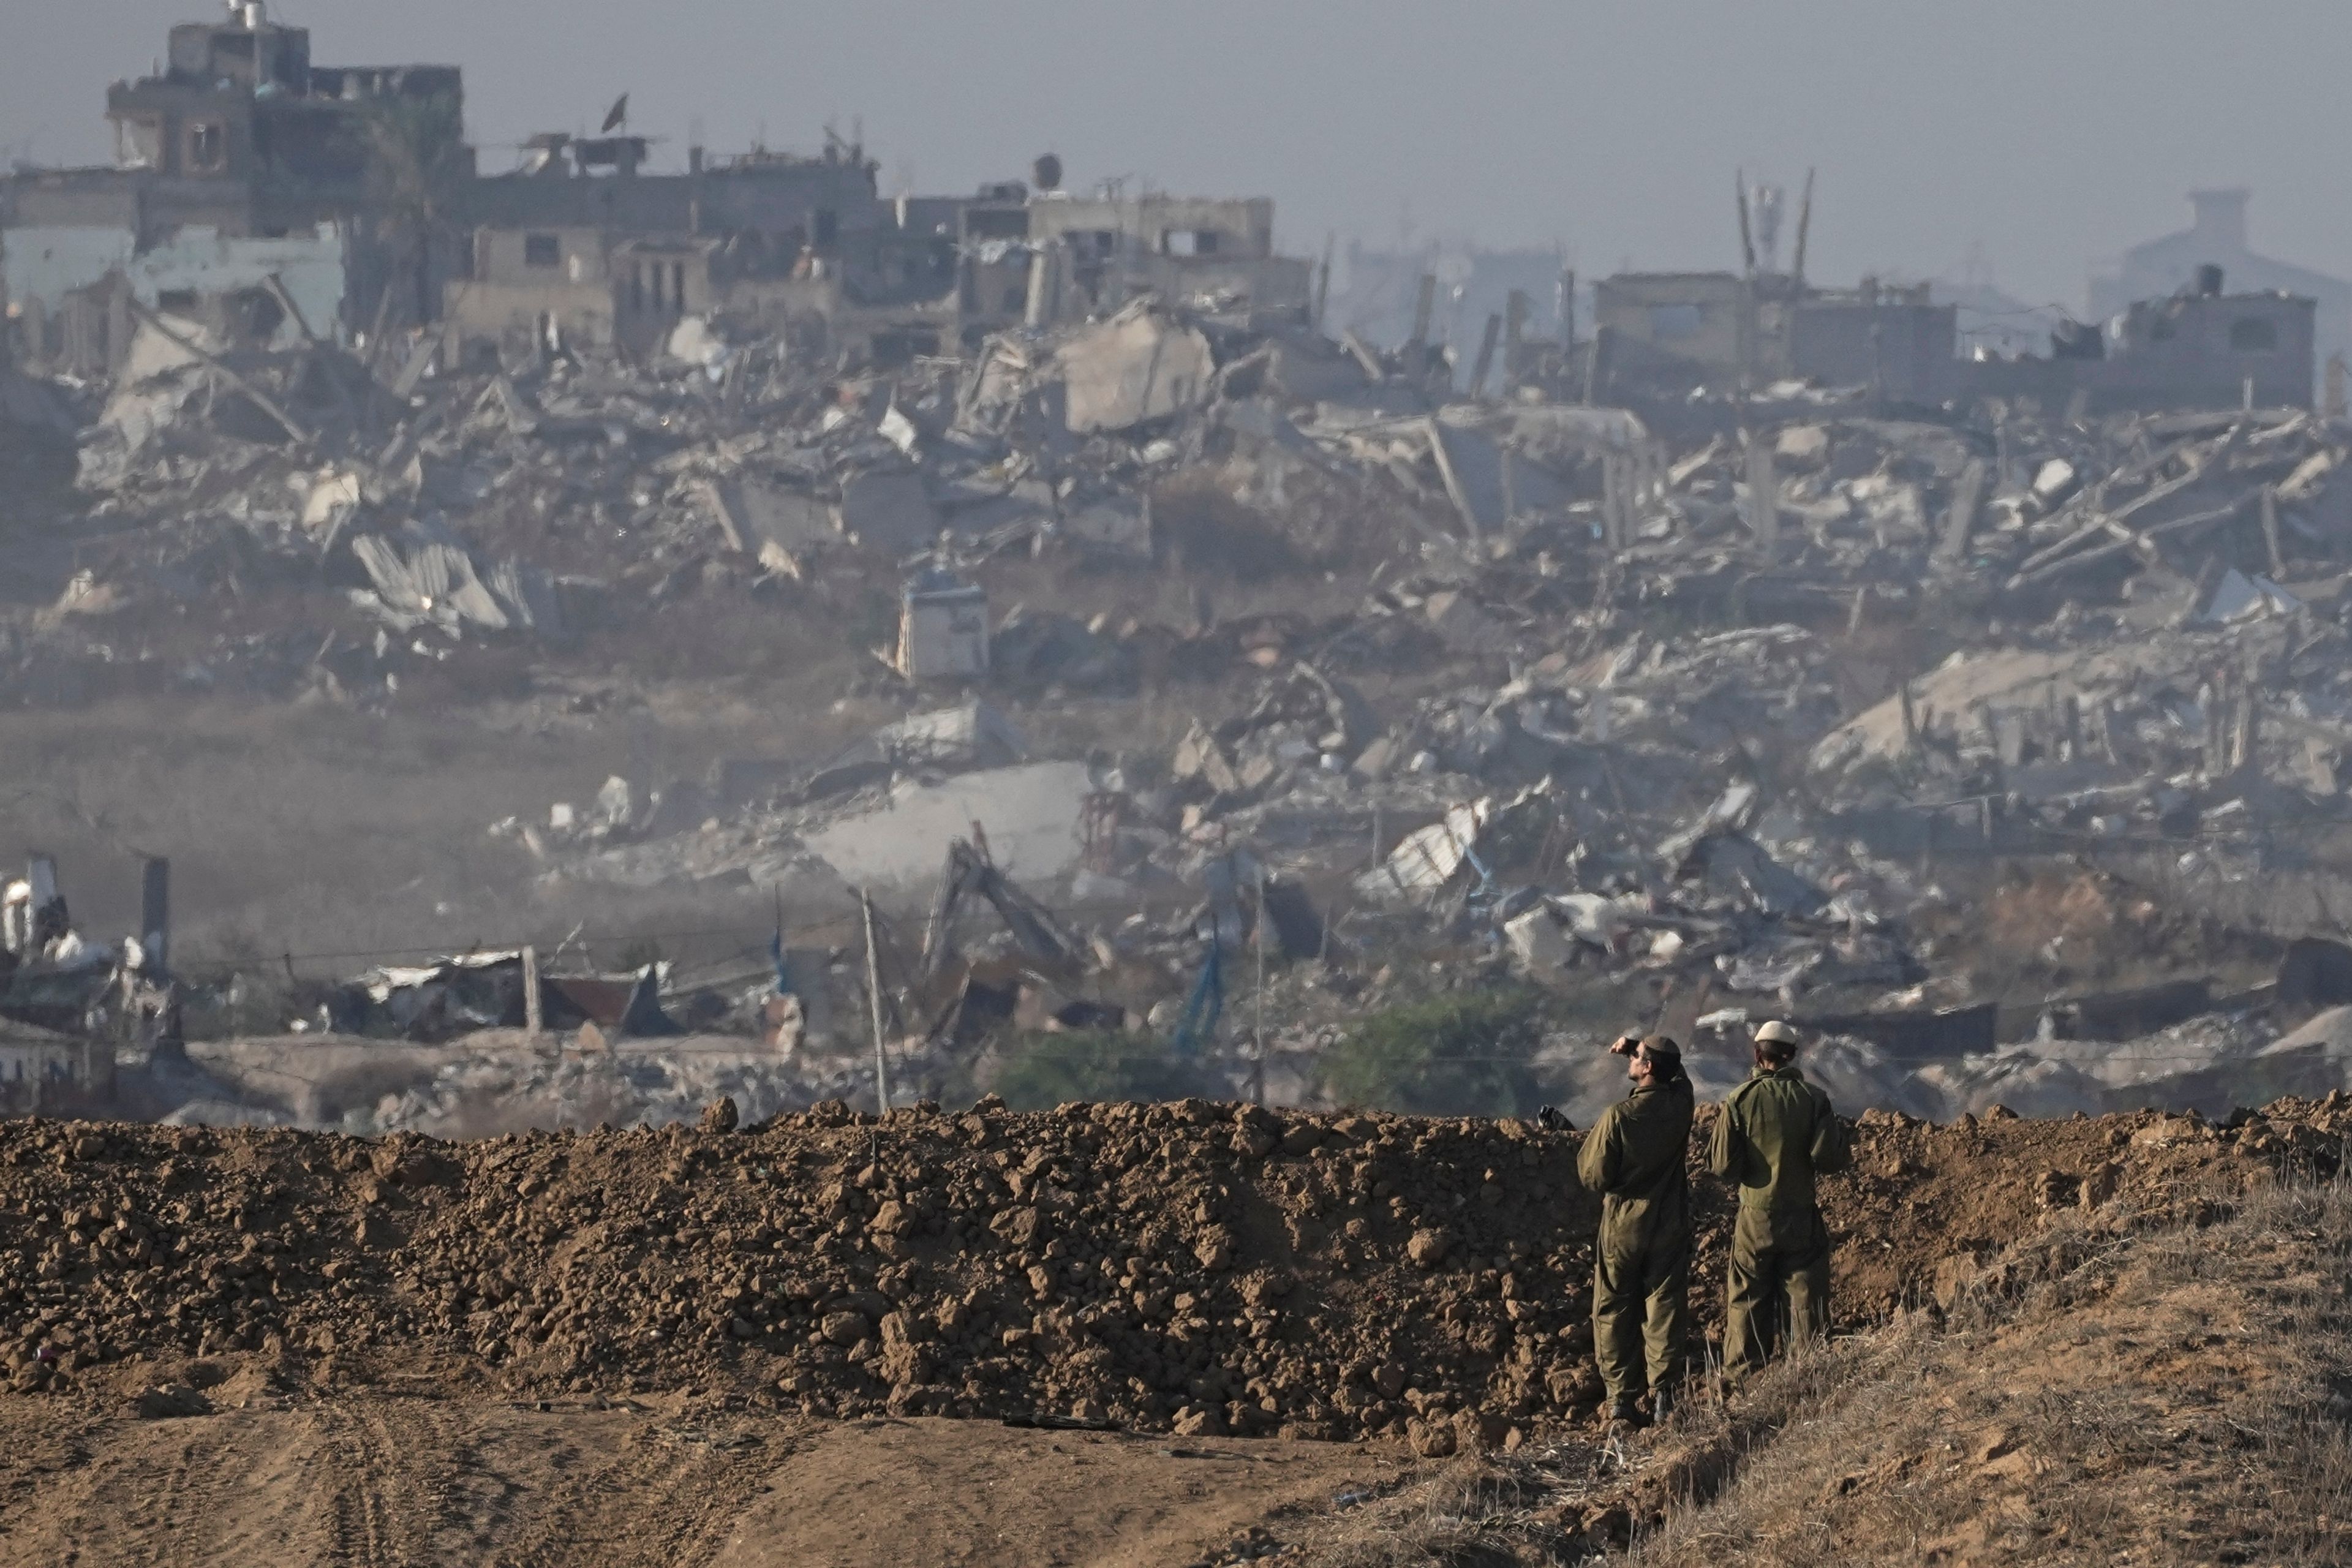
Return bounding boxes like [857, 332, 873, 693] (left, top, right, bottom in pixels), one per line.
[1577, 1033, 1695, 1427]
[1708, 1019, 1851, 1384]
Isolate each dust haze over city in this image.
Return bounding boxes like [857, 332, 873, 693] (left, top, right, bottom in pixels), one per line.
[2, 2, 2351, 1563]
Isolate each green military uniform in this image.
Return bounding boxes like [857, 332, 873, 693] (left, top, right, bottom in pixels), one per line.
[1708, 1063, 1850, 1379]
[1577, 1076, 1695, 1406]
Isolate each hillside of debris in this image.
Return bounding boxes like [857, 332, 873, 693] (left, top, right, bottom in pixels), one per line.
[4, 1095, 2342, 1451]
[17, 275, 2352, 1139]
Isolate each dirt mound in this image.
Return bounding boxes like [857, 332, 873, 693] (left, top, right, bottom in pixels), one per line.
[2, 1094, 2343, 1445]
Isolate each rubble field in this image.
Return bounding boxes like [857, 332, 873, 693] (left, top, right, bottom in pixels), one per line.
[3, 1094, 2340, 1456]
[21, 258, 2352, 1135]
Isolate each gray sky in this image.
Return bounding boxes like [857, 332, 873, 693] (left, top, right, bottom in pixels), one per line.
[9, 0, 2345, 312]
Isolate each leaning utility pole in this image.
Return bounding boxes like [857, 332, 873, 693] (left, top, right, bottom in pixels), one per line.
[861, 889, 891, 1112]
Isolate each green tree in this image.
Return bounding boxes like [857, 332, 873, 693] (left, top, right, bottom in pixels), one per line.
[991, 1030, 1215, 1110]
[1318, 986, 1549, 1117]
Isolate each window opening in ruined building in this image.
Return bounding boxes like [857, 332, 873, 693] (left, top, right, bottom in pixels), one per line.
[1648, 304, 1704, 340]
[524, 234, 560, 269]
[630, 264, 646, 315]
[116, 117, 164, 169]
[813, 209, 839, 247]
[671, 262, 687, 309]
[187, 122, 225, 172]
[156, 290, 200, 317]
[2230, 317, 2280, 353]
[228, 288, 285, 344]
[1164, 229, 1219, 257]
[966, 208, 1027, 241]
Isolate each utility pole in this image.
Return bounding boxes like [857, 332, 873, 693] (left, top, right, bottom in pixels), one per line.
[522, 944, 542, 1039]
[1251, 865, 1267, 1106]
[861, 889, 891, 1113]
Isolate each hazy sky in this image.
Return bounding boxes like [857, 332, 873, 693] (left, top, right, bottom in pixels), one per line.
[9, 1, 2345, 313]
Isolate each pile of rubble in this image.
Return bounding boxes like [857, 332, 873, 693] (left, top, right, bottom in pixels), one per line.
[3, 1095, 2339, 1444]
[23, 260, 2352, 1120]
[15, 296, 1460, 706]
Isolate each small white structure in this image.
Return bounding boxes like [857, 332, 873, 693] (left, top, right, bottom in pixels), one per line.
[894, 571, 990, 680]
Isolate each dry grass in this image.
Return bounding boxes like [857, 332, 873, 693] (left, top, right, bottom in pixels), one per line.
[1302, 1449, 1589, 1568]
[1276, 1179, 2352, 1567]
[1620, 1181, 2352, 1567]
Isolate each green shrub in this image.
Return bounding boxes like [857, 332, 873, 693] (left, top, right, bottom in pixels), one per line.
[990, 1030, 1215, 1110]
[1319, 986, 1549, 1117]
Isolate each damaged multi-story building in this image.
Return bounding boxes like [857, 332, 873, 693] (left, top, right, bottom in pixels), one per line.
[440, 150, 1316, 366]
[1, 3, 469, 374]
[4, 10, 1317, 379]
[439, 134, 885, 364]
[1582, 179, 2324, 415]
[1965, 263, 2315, 413]
[1590, 270, 1958, 404]
[2092, 189, 2350, 384]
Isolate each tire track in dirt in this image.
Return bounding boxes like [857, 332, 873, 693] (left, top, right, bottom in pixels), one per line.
[310, 1395, 484, 1568]
[484, 1411, 789, 1568]
[0, 1406, 345, 1566]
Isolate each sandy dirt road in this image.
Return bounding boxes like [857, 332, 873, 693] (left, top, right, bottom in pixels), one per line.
[0, 1389, 1402, 1568]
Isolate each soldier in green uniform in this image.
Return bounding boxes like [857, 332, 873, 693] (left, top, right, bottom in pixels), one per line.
[1708, 1019, 1850, 1383]
[1577, 1033, 1695, 1427]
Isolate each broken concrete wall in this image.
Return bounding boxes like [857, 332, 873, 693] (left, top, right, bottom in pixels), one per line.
[1028, 195, 1278, 259]
[1591, 272, 1755, 379]
[85, 317, 218, 462]
[1058, 305, 1215, 433]
[895, 575, 989, 680]
[442, 279, 617, 361]
[4, 221, 349, 373]
[1126, 253, 1314, 317]
[801, 761, 1095, 892]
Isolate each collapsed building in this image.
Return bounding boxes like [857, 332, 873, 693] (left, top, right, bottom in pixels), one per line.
[0, 854, 174, 1115]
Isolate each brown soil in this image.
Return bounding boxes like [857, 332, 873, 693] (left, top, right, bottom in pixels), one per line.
[4, 1098, 2343, 1428]
[1, 1096, 2346, 1565]
[0, 1398, 1390, 1568]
